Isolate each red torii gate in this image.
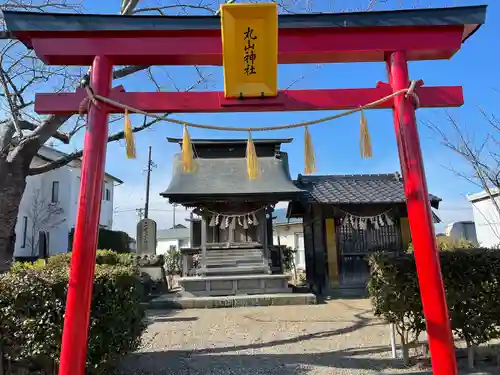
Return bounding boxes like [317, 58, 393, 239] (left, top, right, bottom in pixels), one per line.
[3, 4, 487, 375]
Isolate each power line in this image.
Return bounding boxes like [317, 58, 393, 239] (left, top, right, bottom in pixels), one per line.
[115, 208, 176, 214]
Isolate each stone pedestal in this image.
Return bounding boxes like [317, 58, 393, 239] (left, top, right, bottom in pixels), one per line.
[178, 274, 291, 297]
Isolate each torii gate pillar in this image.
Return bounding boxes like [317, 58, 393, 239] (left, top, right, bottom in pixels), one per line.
[57, 56, 112, 375]
[388, 51, 456, 375]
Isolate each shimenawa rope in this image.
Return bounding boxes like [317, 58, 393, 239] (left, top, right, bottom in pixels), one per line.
[83, 80, 421, 132]
[83, 80, 420, 175]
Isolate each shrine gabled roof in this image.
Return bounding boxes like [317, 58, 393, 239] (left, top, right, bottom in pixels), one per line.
[293, 173, 441, 209]
[2, 5, 486, 47]
[160, 153, 302, 203]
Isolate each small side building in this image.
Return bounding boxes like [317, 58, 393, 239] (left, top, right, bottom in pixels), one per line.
[468, 189, 500, 247]
[156, 224, 191, 255]
[287, 173, 441, 294]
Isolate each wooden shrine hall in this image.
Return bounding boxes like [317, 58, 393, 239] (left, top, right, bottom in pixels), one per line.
[287, 173, 442, 294]
[161, 138, 302, 296]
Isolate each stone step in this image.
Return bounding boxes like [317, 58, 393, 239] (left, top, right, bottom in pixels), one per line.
[206, 255, 264, 262]
[199, 265, 269, 276]
[205, 257, 264, 264]
[206, 262, 265, 269]
[206, 257, 264, 263]
[206, 250, 263, 257]
[148, 293, 317, 309]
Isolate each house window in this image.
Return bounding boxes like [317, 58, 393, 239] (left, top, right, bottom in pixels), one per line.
[105, 188, 111, 201]
[21, 216, 28, 248]
[169, 245, 177, 252]
[51, 181, 59, 203]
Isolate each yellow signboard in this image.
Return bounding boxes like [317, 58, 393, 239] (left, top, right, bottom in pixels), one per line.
[220, 3, 278, 98]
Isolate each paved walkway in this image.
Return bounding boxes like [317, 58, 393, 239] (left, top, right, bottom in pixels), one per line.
[118, 299, 495, 375]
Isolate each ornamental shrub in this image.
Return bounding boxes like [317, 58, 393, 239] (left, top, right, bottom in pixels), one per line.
[407, 236, 475, 253]
[368, 248, 500, 366]
[42, 250, 133, 269]
[0, 261, 146, 374]
[165, 250, 182, 275]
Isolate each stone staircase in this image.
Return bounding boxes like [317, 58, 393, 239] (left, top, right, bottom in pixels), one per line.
[179, 244, 291, 297]
[198, 246, 269, 276]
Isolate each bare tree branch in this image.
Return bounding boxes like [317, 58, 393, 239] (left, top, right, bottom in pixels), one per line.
[28, 116, 162, 176]
[428, 104, 500, 242]
[26, 188, 65, 256]
[133, 4, 215, 15]
[113, 65, 150, 79]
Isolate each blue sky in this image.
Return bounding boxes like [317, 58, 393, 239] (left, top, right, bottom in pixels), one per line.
[66, 0, 499, 235]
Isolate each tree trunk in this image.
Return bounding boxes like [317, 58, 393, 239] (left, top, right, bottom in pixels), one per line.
[468, 343, 476, 369]
[0, 156, 29, 272]
[398, 332, 411, 366]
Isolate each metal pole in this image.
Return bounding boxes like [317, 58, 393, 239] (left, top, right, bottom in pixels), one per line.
[145, 146, 152, 219]
[173, 203, 177, 227]
[387, 51, 457, 375]
[390, 323, 397, 359]
[58, 56, 112, 375]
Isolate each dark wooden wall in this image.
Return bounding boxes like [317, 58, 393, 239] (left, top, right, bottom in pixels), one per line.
[302, 202, 409, 295]
[303, 203, 328, 294]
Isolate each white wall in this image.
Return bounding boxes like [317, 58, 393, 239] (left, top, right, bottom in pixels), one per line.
[14, 155, 118, 258]
[273, 223, 305, 269]
[68, 169, 115, 230]
[470, 197, 500, 248]
[15, 158, 71, 257]
[156, 238, 190, 255]
[156, 239, 179, 255]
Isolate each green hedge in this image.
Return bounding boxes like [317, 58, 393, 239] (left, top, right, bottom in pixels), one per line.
[1, 254, 146, 374]
[68, 228, 133, 253]
[12, 250, 165, 271]
[368, 249, 500, 365]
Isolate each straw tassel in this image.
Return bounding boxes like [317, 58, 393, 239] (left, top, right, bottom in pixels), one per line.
[124, 109, 136, 159]
[246, 132, 259, 180]
[359, 109, 373, 158]
[304, 126, 316, 174]
[182, 125, 195, 173]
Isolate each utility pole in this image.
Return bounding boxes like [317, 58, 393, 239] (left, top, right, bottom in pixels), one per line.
[144, 146, 157, 219]
[173, 203, 178, 227]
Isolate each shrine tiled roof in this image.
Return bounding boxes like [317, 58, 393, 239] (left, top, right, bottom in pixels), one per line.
[294, 173, 441, 209]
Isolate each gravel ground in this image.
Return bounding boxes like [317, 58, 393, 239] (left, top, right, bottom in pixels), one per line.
[118, 299, 496, 375]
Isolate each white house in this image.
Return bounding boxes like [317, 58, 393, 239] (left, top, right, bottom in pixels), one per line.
[14, 146, 122, 258]
[272, 209, 305, 270]
[156, 224, 191, 255]
[468, 189, 500, 248]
